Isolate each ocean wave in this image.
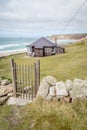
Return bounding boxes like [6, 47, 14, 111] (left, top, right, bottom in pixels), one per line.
[0, 48, 26, 53]
[0, 43, 19, 49]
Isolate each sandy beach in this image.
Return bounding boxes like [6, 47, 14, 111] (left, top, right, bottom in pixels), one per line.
[0, 50, 26, 58]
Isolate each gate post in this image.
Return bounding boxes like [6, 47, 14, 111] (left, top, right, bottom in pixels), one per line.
[11, 59, 17, 97]
[35, 60, 40, 95]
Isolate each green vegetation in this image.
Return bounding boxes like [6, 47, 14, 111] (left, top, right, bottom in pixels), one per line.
[0, 41, 87, 81]
[0, 41, 87, 130]
[0, 98, 87, 130]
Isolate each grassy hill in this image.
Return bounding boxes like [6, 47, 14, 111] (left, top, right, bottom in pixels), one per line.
[0, 41, 87, 130]
[0, 41, 87, 81]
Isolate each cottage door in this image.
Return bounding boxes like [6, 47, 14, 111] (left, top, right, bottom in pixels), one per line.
[43, 47, 45, 56]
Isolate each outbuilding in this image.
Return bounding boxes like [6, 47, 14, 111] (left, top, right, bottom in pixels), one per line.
[26, 37, 65, 57]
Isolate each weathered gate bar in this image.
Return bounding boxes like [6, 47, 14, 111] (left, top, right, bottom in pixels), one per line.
[34, 60, 40, 95]
[11, 59, 17, 97]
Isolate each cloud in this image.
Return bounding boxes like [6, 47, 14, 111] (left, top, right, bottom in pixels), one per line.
[0, 0, 87, 37]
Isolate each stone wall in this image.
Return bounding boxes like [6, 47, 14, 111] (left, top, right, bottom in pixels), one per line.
[37, 76, 87, 102]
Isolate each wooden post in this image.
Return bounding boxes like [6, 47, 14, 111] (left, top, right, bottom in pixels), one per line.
[34, 60, 40, 95]
[11, 59, 17, 97]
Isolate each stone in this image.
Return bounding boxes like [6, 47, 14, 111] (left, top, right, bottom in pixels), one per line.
[0, 87, 7, 97]
[24, 86, 31, 93]
[6, 84, 13, 93]
[65, 80, 73, 92]
[49, 86, 56, 96]
[7, 92, 14, 97]
[44, 76, 57, 86]
[1, 79, 10, 86]
[0, 84, 13, 97]
[6, 97, 32, 105]
[37, 79, 50, 98]
[69, 79, 87, 101]
[46, 95, 53, 101]
[62, 97, 71, 103]
[37, 76, 57, 98]
[0, 78, 2, 85]
[0, 96, 8, 105]
[55, 81, 68, 98]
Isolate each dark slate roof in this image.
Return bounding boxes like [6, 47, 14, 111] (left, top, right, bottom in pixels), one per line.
[27, 37, 64, 49]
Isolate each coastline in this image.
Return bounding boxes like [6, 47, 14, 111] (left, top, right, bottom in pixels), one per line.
[0, 50, 26, 58]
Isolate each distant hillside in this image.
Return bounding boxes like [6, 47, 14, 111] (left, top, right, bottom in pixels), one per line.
[47, 33, 87, 41]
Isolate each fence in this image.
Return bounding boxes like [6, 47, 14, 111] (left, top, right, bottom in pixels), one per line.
[11, 59, 40, 100]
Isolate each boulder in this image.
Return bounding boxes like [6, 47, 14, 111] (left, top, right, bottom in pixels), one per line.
[37, 76, 57, 98]
[44, 76, 57, 86]
[37, 79, 50, 98]
[1, 79, 10, 86]
[55, 81, 68, 98]
[0, 96, 8, 105]
[69, 79, 87, 101]
[65, 80, 73, 92]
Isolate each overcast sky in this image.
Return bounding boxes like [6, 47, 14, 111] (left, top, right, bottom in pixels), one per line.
[0, 0, 87, 37]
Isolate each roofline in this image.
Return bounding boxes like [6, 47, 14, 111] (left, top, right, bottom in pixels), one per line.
[27, 45, 64, 49]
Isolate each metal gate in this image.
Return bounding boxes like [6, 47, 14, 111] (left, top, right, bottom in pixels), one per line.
[11, 59, 40, 100]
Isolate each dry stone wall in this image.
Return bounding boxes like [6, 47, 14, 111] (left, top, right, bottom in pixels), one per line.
[37, 76, 87, 102]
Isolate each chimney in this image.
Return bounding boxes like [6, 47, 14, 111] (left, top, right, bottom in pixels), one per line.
[54, 37, 57, 44]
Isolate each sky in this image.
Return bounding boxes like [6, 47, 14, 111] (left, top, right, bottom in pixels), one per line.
[0, 0, 87, 38]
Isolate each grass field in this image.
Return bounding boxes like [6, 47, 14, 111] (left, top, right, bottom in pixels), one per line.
[0, 41, 87, 81]
[0, 41, 87, 130]
[0, 98, 87, 130]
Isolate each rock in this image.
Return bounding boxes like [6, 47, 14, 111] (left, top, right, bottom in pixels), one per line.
[1, 79, 10, 86]
[65, 80, 73, 92]
[44, 76, 57, 86]
[83, 80, 87, 87]
[69, 79, 87, 101]
[37, 76, 57, 98]
[73, 78, 82, 83]
[7, 92, 14, 97]
[46, 95, 53, 101]
[0, 84, 13, 97]
[0, 96, 8, 105]
[6, 84, 13, 93]
[0, 78, 2, 85]
[62, 97, 71, 103]
[55, 81, 68, 98]
[24, 86, 31, 93]
[37, 79, 50, 98]
[0, 87, 7, 97]
[46, 86, 56, 101]
[49, 86, 56, 96]
[6, 97, 32, 105]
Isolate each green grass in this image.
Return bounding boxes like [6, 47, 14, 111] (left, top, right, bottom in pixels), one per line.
[0, 98, 87, 130]
[0, 41, 87, 130]
[0, 41, 87, 81]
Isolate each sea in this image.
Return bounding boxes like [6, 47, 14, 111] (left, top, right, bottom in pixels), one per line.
[0, 38, 77, 53]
